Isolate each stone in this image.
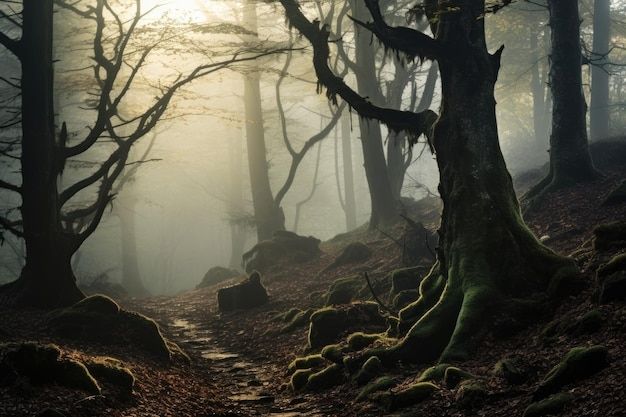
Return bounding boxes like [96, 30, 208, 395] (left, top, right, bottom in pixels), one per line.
[197, 267, 241, 289]
[242, 231, 321, 273]
[217, 271, 269, 312]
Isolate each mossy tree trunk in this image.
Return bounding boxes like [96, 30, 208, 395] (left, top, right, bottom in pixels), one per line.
[278, 0, 579, 365]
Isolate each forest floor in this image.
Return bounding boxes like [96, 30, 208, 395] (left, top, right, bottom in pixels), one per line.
[1, 140, 625, 417]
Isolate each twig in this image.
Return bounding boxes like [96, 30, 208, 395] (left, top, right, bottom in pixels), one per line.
[363, 272, 397, 316]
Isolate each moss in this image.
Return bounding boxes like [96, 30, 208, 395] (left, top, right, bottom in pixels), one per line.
[356, 376, 396, 402]
[280, 308, 314, 333]
[321, 344, 345, 364]
[534, 345, 609, 400]
[493, 357, 526, 385]
[354, 356, 383, 386]
[55, 359, 101, 395]
[384, 382, 439, 411]
[455, 380, 488, 409]
[287, 354, 326, 374]
[417, 363, 452, 382]
[523, 392, 575, 417]
[272, 308, 301, 323]
[290, 368, 314, 392]
[325, 276, 364, 305]
[306, 364, 345, 391]
[85, 357, 135, 396]
[390, 267, 423, 295]
[443, 366, 475, 388]
[392, 290, 420, 310]
[347, 332, 382, 351]
[597, 253, 626, 277]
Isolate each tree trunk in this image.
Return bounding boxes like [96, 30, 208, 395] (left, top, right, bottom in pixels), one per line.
[228, 129, 246, 269]
[529, 0, 599, 199]
[242, 2, 285, 241]
[590, 0, 611, 141]
[119, 198, 148, 297]
[341, 113, 357, 231]
[351, 0, 397, 228]
[530, 26, 549, 148]
[3, 0, 83, 308]
[354, 0, 578, 365]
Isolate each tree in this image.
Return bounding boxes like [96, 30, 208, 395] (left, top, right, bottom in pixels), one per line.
[278, 0, 577, 364]
[528, 0, 599, 201]
[590, 0, 611, 140]
[0, 0, 281, 308]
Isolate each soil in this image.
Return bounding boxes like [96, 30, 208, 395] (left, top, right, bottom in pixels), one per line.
[0, 142, 624, 417]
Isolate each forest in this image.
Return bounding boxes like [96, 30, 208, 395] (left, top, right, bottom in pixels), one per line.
[0, 0, 625, 416]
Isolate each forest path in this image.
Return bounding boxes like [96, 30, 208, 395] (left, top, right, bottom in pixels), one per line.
[128, 295, 328, 417]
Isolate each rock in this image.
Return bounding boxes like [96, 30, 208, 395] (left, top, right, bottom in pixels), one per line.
[523, 393, 575, 417]
[597, 271, 626, 303]
[320, 344, 345, 364]
[85, 356, 135, 396]
[307, 303, 385, 349]
[455, 380, 488, 409]
[287, 354, 326, 374]
[280, 309, 314, 333]
[354, 356, 383, 386]
[493, 357, 527, 385]
[602, 179, 626, 206]
[347, 332, 383, 351]
[49, 295, 172, 360]
[242, 231, 321, 273]
[0, 342, 100, 394]
[290, 369, 314, 392]
[383, 382, 439, 411]
[443, 366, 475, 388]
[197, 267, 241, 289]
[417, 363, 452, 383]
[356, 376, 396, 402]
[390, 266, 427, 294]
[217, 271, 269, 312]
[325, 276, 364, 305]
[328, 242, 372, 269]
[392, 289, 420, 310]
[400, 218, 438, 266]
[306, 364, 345, 391]
[534, 345, 609, 400]
[593, 221, 626, 251]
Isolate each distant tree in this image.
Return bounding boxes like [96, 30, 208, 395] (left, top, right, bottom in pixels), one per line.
[0, 0, 280, 307]
[590, 0, 611, 140]
[278, 0, 578, 364]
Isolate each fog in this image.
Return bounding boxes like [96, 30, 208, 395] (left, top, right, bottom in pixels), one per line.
[1, 0, 624, 295]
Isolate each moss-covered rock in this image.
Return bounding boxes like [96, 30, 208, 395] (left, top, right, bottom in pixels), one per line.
[0, 342, 100, 394]
[49, 295, 173, 360]
[356, 376, 396, 402]
[280, 308, 314, 333]
[380, 382, 439, 411]
[542, 310, 605, 340]
[523, 392, 575, 417]
[306, 364, 345, 391]
[493, 357, 527, 385]
[354, 356, 382, 386]
[389, 267, 425, 295]
[347, 332, 383, 351]
[242, 231, 321, 273]
[321, 344, 345, 364]
[290, 368, 314, 391]
[443, 366, 475, 388]
[325, 276, 364, 306]
[85, 357, 135, 396]
[392, 290, 420, 310]
[217, 271, 269, 311]
[593, 221, 626, 250]
[417, 363, 452, 382]
[328, 242, 372, 269]
[308, 303, 385, 349]
[197, 266, 241, 289]
[534, 345, 609, 400]
[455, 380, 488, 409]
[287, 354, 326, 374]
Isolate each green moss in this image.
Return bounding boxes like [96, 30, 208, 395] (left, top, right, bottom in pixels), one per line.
[287, 354, 326, 374]
[290, 368, 314, 391]
[443, 366, 475, 388]
[417, 363, 452, 382]
[55, 359, 101, 395]
[280, 308, 314, 333]
[524, 393, 575, 417]
[347, 332, 382, 351]
[321, 344, 345, 364]
[356, 376, 396, 402]
[308, 307, 345, 349]
[385, 382, 439, 411]
[390, 267, 423, 295]
[493, 357, 526, 385]
[354, 356, 383, 386]
[325, 276, 364, 305]
[455, 380, 488, 409]
[534, 345, 609, 400]
[85, 357, 135, 396]
[306, 364, 345, 391]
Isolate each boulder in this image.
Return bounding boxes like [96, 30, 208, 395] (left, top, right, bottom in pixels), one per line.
[217, 271, 269, 312]
[493, 357, 527, 385]
[325, 276, 365, 305]
[354, 356, 383, 386]
[306, 364, 345, 391]
[390, 266, 427, 294]
[307, 303, 385, 349]
[328, 242, 372, 269]
[197, 267, 241, 289]
[455, 380, 488, 409]
[242, 231, 321, 273]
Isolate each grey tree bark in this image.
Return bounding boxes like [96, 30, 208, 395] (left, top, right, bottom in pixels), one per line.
[590, 0, 611, 140]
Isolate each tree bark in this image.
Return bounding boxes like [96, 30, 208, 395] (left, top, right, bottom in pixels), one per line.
[590, 0, 611, 141]
[4, 0, 84, 308]
[341, 113, 358, 231]
[530, 26, 550, 149]
[242, 2, 285, 241]
[119, 197, 148, 297]
[228, 129, 246, 269]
